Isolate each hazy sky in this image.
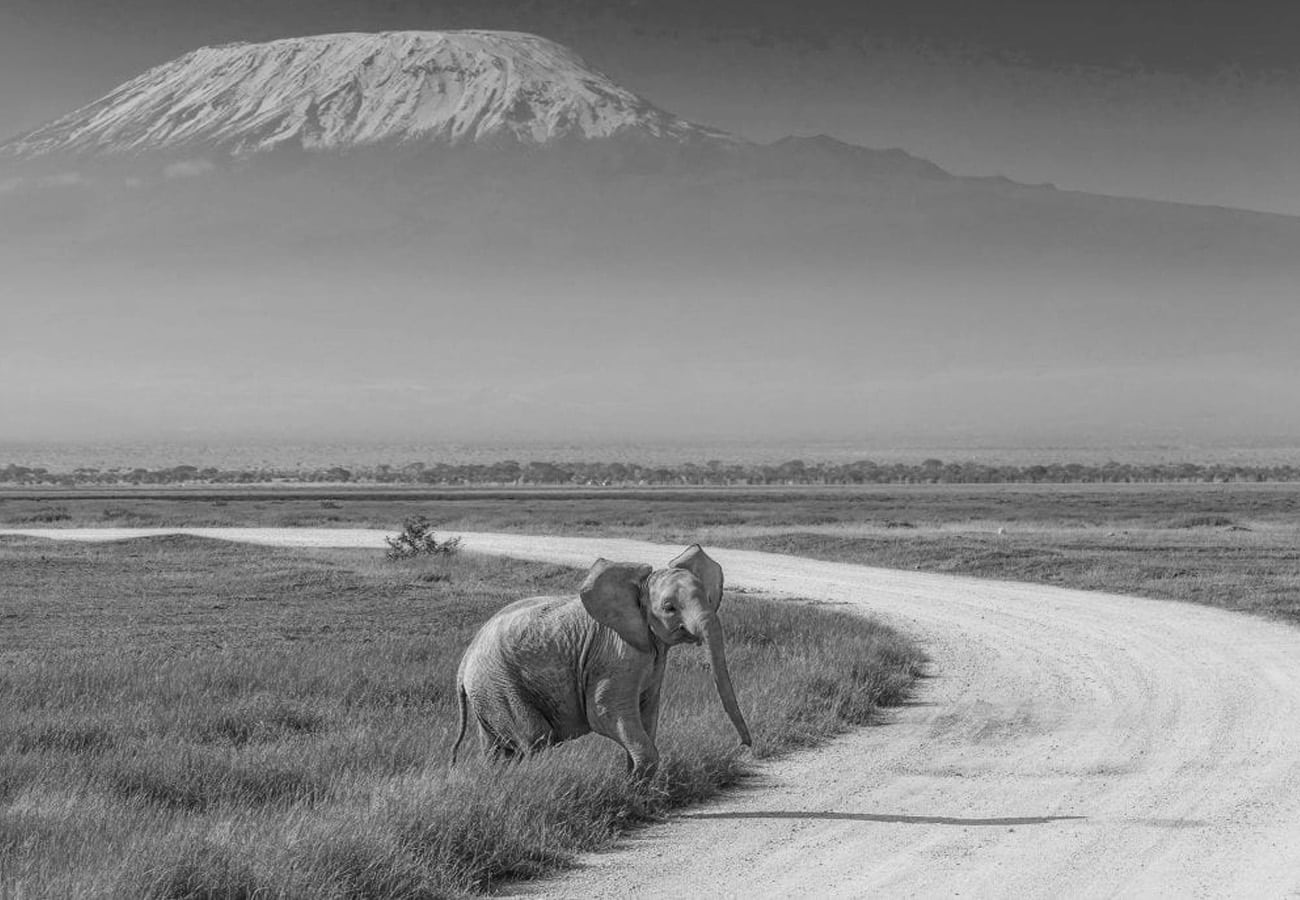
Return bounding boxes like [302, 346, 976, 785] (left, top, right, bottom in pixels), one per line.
[4, 0, 1300, 214]
[3, 1, 1299, 452]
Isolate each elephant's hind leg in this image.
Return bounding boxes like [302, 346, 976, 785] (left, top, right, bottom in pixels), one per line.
[475, 702, 558, 761]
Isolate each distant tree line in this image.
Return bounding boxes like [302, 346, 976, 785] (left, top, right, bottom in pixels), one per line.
[3, 458, 1299, 486]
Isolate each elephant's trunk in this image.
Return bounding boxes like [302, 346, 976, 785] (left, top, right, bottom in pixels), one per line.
[694, 613, 752, 747]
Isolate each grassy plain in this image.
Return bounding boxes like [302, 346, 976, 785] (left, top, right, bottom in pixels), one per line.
[3, 483, 1298, 621]
[0, 535, 923, 898]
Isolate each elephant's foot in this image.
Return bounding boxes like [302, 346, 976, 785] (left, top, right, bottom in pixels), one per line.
[625, 748, 660, 780]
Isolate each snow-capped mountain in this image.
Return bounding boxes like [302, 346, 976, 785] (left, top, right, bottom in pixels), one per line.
[0, 30, 731, 162]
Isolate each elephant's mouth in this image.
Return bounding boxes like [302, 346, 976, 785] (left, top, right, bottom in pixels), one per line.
[676, 628, 702, 645]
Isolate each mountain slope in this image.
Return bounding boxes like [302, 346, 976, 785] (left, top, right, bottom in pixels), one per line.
[0, 30, 728, 163]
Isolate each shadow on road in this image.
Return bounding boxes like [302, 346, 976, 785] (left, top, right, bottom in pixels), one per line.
[682, 811, 1086, 827]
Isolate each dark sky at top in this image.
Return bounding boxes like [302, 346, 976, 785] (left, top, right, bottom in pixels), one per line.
[6, 0, 1299, 72]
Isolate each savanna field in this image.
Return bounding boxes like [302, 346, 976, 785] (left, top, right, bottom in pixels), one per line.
[4, 482, 1300, 895]
[0, 534, 924, 898]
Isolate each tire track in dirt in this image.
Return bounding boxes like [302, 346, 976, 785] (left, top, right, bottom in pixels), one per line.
[5, 527, 1299, 898]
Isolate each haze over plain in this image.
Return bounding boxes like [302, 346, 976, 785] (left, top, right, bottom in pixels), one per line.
[2, 2, 1297, 452]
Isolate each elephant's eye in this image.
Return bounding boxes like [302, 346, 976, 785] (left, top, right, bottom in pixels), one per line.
[663, 603, 676, 614]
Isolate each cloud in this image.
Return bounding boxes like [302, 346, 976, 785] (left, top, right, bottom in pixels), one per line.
[0, 171, 84, 193]
[164, 158, 215, 179]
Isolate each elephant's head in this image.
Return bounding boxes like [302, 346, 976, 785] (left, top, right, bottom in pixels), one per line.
[580, 545, 752, 746]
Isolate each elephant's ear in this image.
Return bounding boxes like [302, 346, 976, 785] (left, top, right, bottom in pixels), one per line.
[579, 559, 654, 653]
[669, 545, 724, 612]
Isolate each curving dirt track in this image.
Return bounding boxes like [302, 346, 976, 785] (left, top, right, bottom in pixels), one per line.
[5, 527, 1300, 897]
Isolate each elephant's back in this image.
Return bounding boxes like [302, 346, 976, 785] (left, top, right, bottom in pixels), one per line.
[461, 594, 588, 670]
[494, 594, 576, 620]
[473, 594, 580, 642]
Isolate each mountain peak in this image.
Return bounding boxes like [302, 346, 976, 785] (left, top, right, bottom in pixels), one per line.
[1, 30, 732, 162]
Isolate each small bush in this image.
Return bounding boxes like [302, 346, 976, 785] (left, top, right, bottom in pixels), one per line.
[16, 722, 115, 755]
[196, 698, 326, 746]
[132, 838, 264, 900]
[19, 508, 71, 523]
[109, 750, 329, 811]
[385, 517, 462, 560]
[1166, 514, 1236, 529]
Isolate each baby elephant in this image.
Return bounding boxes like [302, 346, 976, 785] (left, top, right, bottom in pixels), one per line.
[451, 545, 751, 776]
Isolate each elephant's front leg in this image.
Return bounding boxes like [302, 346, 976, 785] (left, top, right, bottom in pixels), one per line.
[590, 680, 659, 777]
[640, 674, 664, 746]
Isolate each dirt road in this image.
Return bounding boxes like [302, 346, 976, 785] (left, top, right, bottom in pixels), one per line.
[6, 527, 1300, 897]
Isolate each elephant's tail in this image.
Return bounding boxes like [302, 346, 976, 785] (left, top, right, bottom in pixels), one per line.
[450, 680, 469, 767]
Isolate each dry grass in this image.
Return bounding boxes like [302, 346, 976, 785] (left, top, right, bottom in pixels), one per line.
[0, 536, 923, 898]
[5, 483, 1300, 534]
[720, 527, 1300, 623]
[4, 483, 1295, 622]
